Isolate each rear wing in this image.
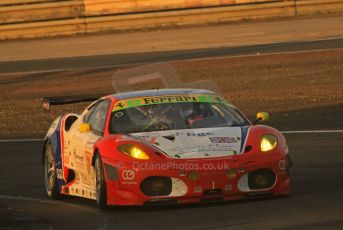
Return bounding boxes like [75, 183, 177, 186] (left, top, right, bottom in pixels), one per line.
[42, 93, 107, 111]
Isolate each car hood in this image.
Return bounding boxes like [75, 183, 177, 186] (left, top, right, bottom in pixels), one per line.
[131, 127, 248, 159]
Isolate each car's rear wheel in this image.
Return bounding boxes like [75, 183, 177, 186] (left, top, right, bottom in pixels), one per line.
[95, 154, 107, 209]
[44, 142, 60, 199]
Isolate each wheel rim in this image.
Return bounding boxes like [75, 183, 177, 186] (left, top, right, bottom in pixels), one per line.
[44, 145, 55, 192]
[95, 158, 101, 202]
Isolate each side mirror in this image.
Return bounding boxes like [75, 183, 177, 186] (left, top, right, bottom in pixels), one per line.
[80, 123, 91, 133]
[254, 112, 270, 125]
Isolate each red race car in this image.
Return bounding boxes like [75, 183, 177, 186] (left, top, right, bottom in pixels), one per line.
[43, 89, 292, 208]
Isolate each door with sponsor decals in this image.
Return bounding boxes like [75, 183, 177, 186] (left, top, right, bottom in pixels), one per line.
[68, 100, 110, 194]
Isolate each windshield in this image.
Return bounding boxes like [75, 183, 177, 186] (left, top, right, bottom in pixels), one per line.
[109, 101, 250, 134]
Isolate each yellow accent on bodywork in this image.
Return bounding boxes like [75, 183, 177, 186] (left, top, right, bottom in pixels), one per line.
[80, 123, 91, 133]
[257, 112, 270, 122]
[112, 94, 228, 112]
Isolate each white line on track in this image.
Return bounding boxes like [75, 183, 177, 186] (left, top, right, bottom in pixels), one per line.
[0, 62, 139, 77]
[1, 38, 343, 76]
[0, 194, 61, 205]
[0, 130, 342, 142]
[281, 130, 343, 134]
[2, 36, 343, 63]
[0, 194, 97, 212]
[175, 47, 343, 65]
[0, 138, 44, 142]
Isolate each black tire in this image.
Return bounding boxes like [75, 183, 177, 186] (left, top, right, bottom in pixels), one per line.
[44, 142, 61, 199]
[95, 154, 107, 209]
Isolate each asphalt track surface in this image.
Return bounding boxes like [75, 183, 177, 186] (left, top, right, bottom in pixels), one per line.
[1, 37, 343, 229]
[1, 37, 343, 74]
[1, 131, 343, 230]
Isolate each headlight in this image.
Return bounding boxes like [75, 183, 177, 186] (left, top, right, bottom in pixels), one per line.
[260, 135, 278, 152]
[118, 144, 150, 160]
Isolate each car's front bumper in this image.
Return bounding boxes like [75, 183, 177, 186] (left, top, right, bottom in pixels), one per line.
[102, 153, 292, 206]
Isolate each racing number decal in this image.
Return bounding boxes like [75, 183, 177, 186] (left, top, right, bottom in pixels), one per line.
[122, 170, 135, 180]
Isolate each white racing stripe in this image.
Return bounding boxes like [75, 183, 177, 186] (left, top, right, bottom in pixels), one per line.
[0, 130, 343, 143]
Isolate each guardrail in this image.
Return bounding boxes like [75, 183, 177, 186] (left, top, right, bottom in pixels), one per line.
[0, 0, 342, 40]
[296, 0, 343, 15]
[83, 0, 280, 16]
[85, 1, 295, 33]
[0, 0, 60, 6]
[0, 1, 84, 24]
[0, 18, 85, 39]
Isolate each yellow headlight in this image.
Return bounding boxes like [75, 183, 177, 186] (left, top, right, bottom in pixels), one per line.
[260, 135, 277, 152]
[118, 144, 150, 160]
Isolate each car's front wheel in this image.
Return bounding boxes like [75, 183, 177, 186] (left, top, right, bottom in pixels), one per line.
[44, 142, 60, 199]
[95, 154, 107, 209]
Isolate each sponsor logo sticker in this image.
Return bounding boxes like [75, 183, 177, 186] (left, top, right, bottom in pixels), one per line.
[176, 132, 214, 137]
[279, 159, 287, 170]
[56, 168, 63, 180]
[225, 184, 233, 192]
[209, 137, 238, 143]
[121, 170, 135, 180]
[194, 186, 202, 193]
[112, 94, 228, 112]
